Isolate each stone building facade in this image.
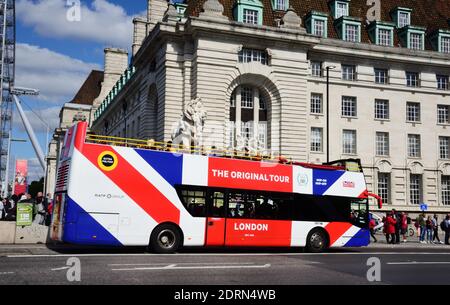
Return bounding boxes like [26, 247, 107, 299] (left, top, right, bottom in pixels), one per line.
[88, 0, 450, 214]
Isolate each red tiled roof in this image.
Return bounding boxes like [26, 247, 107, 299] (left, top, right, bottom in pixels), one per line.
[70, 70, 104, 106]
[186, 0, 450, 51]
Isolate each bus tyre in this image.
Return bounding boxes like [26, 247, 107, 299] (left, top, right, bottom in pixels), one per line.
[149, 224, 181, 254]
[306, 229, 328, 253]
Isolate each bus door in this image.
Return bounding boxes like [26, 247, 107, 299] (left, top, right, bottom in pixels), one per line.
[225, 191, 292, 247]
[205, 190, 226, 246]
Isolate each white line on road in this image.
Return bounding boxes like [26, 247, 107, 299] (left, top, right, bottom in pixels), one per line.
[111, 263, 271, 271]
[387, 261, 450, 265]
[6, 252, 450, 258]
[108, 262, 257, 266]
[51, 266, 71, 271]
[0, 272, 15, 275]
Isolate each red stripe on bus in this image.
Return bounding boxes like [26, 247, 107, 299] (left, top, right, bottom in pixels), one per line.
[325, 222, 352, 246]
[81, 144, 180, 224]
[74, 121, 88, 151]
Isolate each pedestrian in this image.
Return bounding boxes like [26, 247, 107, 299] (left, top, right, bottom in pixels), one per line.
[400, 212, 408, 243]
[432, 214, 443, 244]
[369, 216, 377, 243]
[33, 192, 46, 225]
[416, 213, 426, 243]
[392, 209, 401, 244]
[385, 212, 397, 244]
[425, 216, 433, 244]
[444, 215, 450, 245]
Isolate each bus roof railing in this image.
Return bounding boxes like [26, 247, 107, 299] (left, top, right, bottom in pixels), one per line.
[85, 133, 347, 170]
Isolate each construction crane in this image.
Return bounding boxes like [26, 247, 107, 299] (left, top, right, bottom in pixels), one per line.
[0, 0, 15, 197]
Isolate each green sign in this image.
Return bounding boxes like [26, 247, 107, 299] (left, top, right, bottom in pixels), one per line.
[16, 202, 33, 226]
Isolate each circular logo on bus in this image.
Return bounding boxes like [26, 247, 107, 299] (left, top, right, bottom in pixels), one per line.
[97, 151, 118, 171]
[297, 173, 309, 186]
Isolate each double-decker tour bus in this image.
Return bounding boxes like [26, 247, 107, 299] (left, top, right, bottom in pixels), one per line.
[51, 122, 382, 253]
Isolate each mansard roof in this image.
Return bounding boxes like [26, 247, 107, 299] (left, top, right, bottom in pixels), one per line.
[185, 0, 450, 51]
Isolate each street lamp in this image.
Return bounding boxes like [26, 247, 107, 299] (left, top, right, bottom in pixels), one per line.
[326, 65, 336, 163]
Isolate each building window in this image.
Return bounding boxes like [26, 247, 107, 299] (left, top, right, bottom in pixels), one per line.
[345, 24, 359, 42]
[313, 19, 325, 37]
[241, 87, 254, 108]
[437, 105, 449, 124]
[439, 136, 450, 159]
[243, 9, 259, 25]
[375, 99, 389, 120]
[410, 174, 422, 205]
[376, 132, 389, 156]
[398, 11, 410, 28]
[335, 2, 348, 19]
[343, 129, 357, 154]
[437, 75, 449, 90]
[375, 68, 388, 84]
[442, 176, 450, 206]
[342, 65, 356, 81]
[442, 36, 450, 53]
[272, 0, 288, 11]
[406, 72, 419, 87]
[310, 93, 323, 114]
[311, 61, 322, 77]
[406, 102, 421, 122]
[408, 134, 421, 158]
[259, 95, 267, 110]
[410, 32, 423, 50]
[238, 48, 268, 65]
[310, 127, 323, 152]
[342, 96, 357, 117]
[378, 173, 390, 205]
[378, 28, 392, 46]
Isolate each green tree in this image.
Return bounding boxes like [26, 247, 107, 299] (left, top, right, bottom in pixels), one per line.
[28, 177, 44, 198]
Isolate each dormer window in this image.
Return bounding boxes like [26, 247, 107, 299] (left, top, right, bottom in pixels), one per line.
[368, 21, 395, 47]
[305, 11, 328, 38]
[390, 7, 412, 28]
[335, 16, 361, 43]
[398, 26, 426, 50]
[430, 30, 450, 53]
[272, 0, 288, 11]
[233, 0, 264, 26]
[329, 0, 350, 19]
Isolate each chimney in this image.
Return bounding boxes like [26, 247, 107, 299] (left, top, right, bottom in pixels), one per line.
[133, 17, 148, 56]
[93, 48, 128, 109]
[147, 0, 169, 34]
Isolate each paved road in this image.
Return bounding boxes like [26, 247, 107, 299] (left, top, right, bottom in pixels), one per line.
[1, 245, 450, 285]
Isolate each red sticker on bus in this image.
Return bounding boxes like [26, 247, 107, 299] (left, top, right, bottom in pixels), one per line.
[208, 158, 292, 193]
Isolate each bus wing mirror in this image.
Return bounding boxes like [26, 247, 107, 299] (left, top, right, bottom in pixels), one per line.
[367, 192, 383, 209]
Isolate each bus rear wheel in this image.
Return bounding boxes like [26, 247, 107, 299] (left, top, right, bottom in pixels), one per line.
[306, 229, 328, 253]
[149, 224, 181, 254]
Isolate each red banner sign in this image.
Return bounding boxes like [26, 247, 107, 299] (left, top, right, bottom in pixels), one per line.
[14, 160, 28, 196]
[208, 158, 292, 193]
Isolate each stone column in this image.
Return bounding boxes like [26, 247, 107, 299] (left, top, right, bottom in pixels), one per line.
[253, 87, 260, 145]
[235, 87, 242, 143]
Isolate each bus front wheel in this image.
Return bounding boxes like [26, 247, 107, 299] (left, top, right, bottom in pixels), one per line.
[149, 224, 181, 254]
[306, 229, 328, 253]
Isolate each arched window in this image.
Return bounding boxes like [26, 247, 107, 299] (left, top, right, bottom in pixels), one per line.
[228, 85, 268, 151]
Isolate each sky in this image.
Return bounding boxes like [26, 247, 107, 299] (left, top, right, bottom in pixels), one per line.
[11, 0, 148, 181]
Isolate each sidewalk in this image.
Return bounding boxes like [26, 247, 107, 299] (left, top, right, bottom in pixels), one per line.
[367, 233, 450, 249]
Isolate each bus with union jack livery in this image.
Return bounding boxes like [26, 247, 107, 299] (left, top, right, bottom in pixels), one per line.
[51, 121, 382, 253]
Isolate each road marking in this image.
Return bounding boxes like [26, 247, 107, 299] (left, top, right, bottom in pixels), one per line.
[0, 272, 15, 275]
[111, 263, 271, 271]
[387, 261, 450, 265]
[108, 262, 257, 266]
[7, 252, 450, 258]
[51, 266, 71, 271]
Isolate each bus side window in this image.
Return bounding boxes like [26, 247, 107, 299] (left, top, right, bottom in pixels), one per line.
[180, 189, 206, 217]
[228, 192, 245, 218]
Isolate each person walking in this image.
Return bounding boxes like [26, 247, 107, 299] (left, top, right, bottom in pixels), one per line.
[385, 212, 397, 244]
[392, 209, 401, 244]
[444, 215, 450, 245]
[425, 216, 433, 244]
[417, 213, 426, 243]
[369, 216, 377, 243]
[400, 212, 408, 242]
[432, 214, 443, 244]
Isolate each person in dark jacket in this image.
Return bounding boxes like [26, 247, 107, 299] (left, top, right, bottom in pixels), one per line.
[392, 209, 401, 244]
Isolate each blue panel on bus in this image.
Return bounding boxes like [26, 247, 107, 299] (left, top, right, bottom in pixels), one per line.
[63, 196, 122, 246]
[312, 169, 345, 195]
[344, 228, 370, 247]
[135, 149, 183, 186]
